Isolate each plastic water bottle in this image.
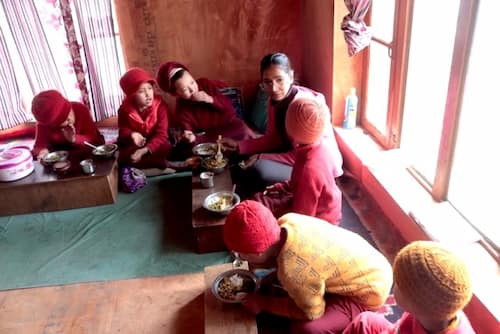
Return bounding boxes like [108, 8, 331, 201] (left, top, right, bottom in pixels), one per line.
[343, 87, 358, 129]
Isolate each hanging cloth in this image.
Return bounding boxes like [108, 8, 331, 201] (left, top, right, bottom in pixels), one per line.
[341, 0, 372, 57]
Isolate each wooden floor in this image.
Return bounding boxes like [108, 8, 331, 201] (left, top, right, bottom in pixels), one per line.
[0, 273, 206, 334]
[0, 176, 406, 334]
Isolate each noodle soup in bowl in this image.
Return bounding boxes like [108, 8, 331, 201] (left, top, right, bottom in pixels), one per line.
[201, 156, 228, 174]
[211, 269, 259, 303]
[203, 191, 240, 215]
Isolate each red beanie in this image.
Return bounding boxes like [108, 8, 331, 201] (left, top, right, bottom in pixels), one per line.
[31, 90, 71, 126]
[156, 61, 189, 93]
[119, 67, 156, 97]
[223, 200, 281, 254]
[285, 98, 328, 145]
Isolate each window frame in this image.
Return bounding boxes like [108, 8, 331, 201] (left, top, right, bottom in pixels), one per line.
[362, 0, 479, 202]
[361, 0, 413, 150]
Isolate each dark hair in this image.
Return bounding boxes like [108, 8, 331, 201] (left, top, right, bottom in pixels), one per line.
[260, 53, 293, 77]
[170, 69, 187, 88]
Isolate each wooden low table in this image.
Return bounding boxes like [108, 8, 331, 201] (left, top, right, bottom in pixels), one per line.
[192, 168, 233, 253]
[0, 152, 118, 217]
[204, 263, 257, 334]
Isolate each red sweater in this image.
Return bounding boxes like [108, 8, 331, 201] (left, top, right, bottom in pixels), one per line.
[32, 102, 104, 157]
[288, 140, 342, 224]
[239, 85, 343, 177]
[118, 95, 171, 168]
[174, 78, 238, 133]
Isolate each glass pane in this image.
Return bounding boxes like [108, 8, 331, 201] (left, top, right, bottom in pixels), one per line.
[365, 42, 391, 135]
[448, 2, 500, 246]
[370, 0, 395, 41]
[400, 0, 460, 183]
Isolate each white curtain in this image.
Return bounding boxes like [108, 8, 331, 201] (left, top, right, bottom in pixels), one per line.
[0, 0, 124, 130]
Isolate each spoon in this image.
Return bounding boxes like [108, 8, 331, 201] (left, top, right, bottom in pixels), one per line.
[84, 141, 98, 149]
[215, 135, 223, 163]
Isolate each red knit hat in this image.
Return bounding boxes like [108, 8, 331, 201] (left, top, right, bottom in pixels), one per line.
[223, 200, 281, 254]
[119, 67, 156, 97]
[285, 98, 328, 145]
[31, 90, 71, 126]
[156, 61, 189, 93]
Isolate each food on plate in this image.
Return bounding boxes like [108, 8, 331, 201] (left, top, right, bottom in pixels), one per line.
[197, 146, 216, 156]
[208, 195, 233, 211]
[203, 157, 227, 169]
[193, 143, 217, 156]
[42, 151, 68, 164]
[217, 273, 251, 300]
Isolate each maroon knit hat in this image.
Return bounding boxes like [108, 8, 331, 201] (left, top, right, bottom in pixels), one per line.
[31, 90, 71, 126]
[156, 61, 189, 93]
[119, 67, 156, 97]
[285, 97, 328, 145]
[223, 200, 281, 254]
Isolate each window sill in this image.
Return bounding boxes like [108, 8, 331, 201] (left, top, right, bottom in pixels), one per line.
[334, 127, 500, 327]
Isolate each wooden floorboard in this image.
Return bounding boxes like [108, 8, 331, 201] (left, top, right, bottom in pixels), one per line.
[0, 273, 205, 334]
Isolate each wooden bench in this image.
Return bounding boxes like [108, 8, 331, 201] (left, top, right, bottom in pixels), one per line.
[191, 168, 233, 253]
[204, 263, 258, 334]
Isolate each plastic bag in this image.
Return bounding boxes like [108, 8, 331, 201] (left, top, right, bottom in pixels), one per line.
[119, 166, 147, 193]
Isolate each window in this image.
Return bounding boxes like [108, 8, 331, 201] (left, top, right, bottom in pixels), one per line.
[0, 0, 124, 130]
[364, 0, 499, 251]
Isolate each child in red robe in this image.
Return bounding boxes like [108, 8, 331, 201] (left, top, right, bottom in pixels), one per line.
[156, 61, 255, 147]
[342, 241, 476, 334]
[31, 90, 104, 160]
[117, 67, 172, 169]
[252, 97, 342, 224]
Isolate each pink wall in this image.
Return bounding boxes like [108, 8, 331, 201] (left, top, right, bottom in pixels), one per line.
[115, 0, 303, 112]
[300, 0, 334, 112]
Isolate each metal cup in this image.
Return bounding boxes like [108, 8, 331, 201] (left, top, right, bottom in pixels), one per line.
[80, 159, 96, 175]
[200, 171, 214, 188]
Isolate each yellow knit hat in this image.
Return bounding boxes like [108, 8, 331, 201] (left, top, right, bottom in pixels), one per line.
[393, 241, 472, 319]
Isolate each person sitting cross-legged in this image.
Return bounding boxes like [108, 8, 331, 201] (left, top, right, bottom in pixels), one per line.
[223, 200, 393, 334]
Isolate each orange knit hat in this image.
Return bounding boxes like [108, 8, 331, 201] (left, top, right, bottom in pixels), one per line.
[31, 90, 71, 126]
[223, 200, 281, 254]
[156, 61, 189, 93]
[119, 67, 156, 97]
[285, 97, 328, 145]
[393, 241, 473, 320]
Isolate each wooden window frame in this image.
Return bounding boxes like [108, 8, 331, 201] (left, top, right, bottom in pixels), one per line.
[362, 0, 479, 202]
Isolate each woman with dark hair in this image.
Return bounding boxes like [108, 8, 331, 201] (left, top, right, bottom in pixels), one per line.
[222, 52, 343, 195]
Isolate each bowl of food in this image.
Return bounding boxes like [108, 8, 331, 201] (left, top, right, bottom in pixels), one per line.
[42, 150, 69, 166]
[203, 191, 240, 215]
[92, 144, 118, 158]
[212, 269, 259, 303]
[192, 142, 217, 157]
[201, 156, 228, 174]
[52, 160, 71, 175]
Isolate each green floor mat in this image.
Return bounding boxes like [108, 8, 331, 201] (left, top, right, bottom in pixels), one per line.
[0, 172, 230, 291]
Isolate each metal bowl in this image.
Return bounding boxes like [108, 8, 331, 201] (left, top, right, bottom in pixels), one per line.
[203, 191, 240, 215]
[92, 144, 118, 158]
[52, 160, 71, 175]
[211, 269, 259, 303]
[201, 156, 228, 174]
[42, 150, 69, 165]
[192, 142, 217, 157]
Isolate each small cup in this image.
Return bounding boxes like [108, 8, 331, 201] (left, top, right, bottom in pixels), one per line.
[200, 171, 214, 188]
[80, 159, 96, 175]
